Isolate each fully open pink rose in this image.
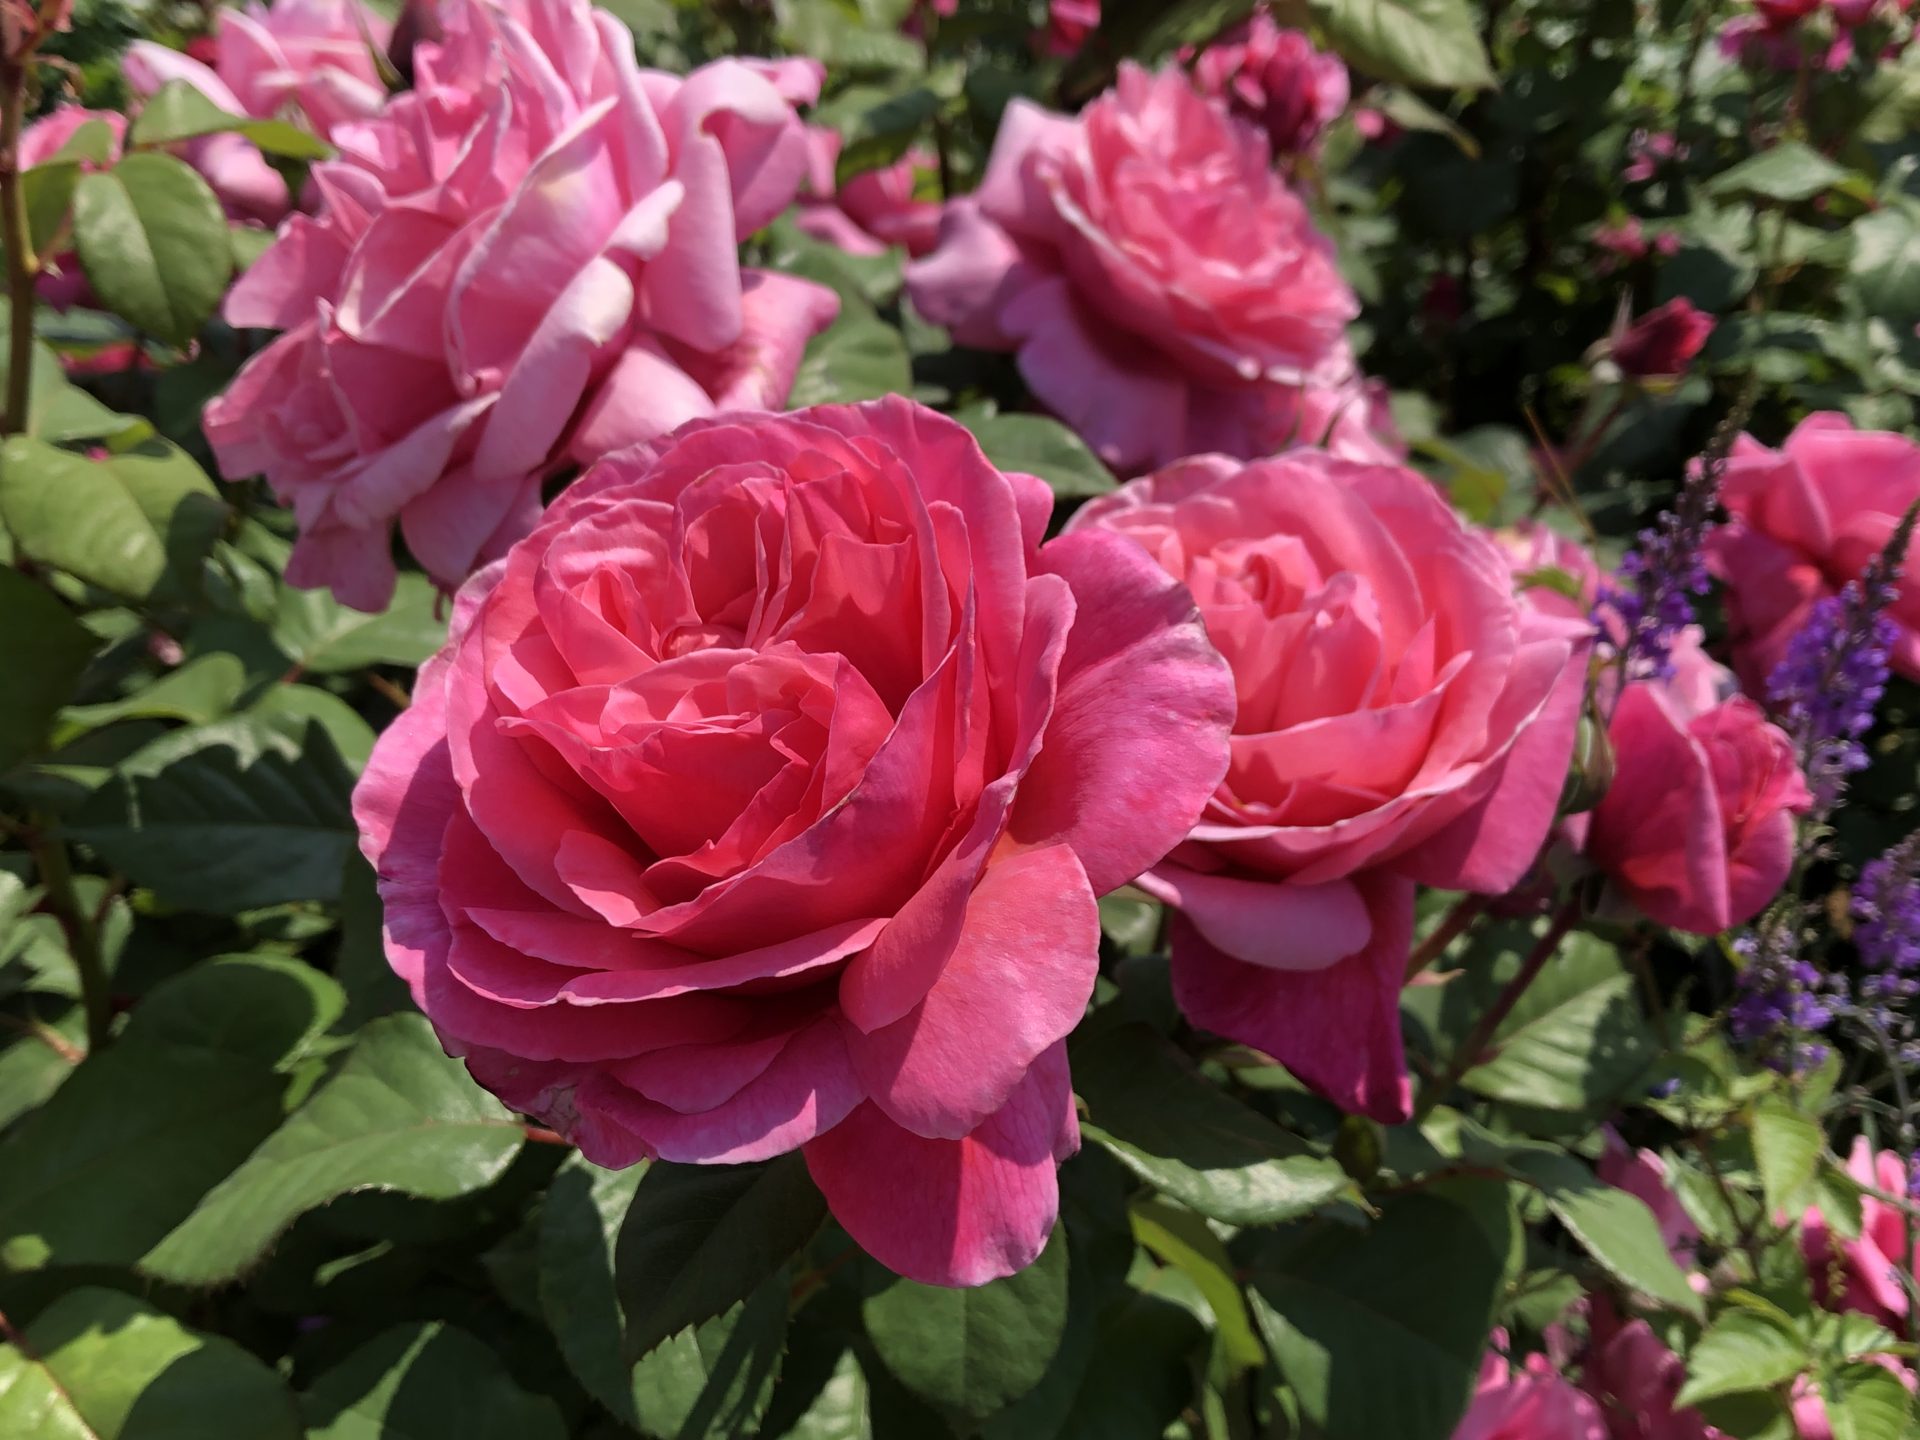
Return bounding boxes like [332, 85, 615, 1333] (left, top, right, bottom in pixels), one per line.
[351, 397, 1235, 1287]
[124, 0, 391, 222]
[1457, 1344, 1607, 1440]
[1803, 1136, 1914, 1326]
[906, 64, 1371, 474]
[1704, 414, 1920, 694]
[1192, 15, 1349, 156]
[1585, 637, 1809, 934]
[1070, 451, 1590, 1120]
[205, 0, 838, 611]
[18, 107, 126, 311]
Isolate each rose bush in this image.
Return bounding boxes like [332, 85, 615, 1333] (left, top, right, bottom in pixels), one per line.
[1070, 449, 1589, 1119]
[205, 0, 838, 610]
[353, 396, 1233, 1284]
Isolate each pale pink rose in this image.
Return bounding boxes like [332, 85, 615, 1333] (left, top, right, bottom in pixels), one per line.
[906, 64, 1368, 474]
[1585, 642, 1809, 934]
[1803, 1136, 1914, 1326]
[1045, 0, 1099, 55]
[123, 0, 391, 222]
[204, 0, 839, 612]
[17, 106, 126, 311]
[1069, 451, 1591, 1120]
[1584, 1300, 1726, 1440]
[351, 397, 1235, 1287]
[1458, 1344, 1607, 1440]
[1704, 414, 1920, 694]
[795, 127, 941, 257]
[1192, 14, 1349, 156]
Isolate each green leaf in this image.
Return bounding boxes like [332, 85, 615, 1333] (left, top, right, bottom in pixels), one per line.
[1073, 1024, 1355, 1225]
[813, 82, 941, 181]
[68, 718, 357, 913]
[540, 1155, 648, 1426]
[301, 1323, 566, 1440]
[1308, 0, 1496, 90]
[59, 652, 249, 739]
[0, 1009, 84, 1130]
[632, 1271, 792, 1440]
[1850, 207, 1920, 322]
[141, 1013, 525, 1284]
[1822, 1361, 1915, 1440]
[246, 683, 377, 772]
[0, 332, 148, 446]
[1708, 143, 1851, 203]
[1046, 1271, 1207, 1439]
[772, 0, 923, 71]
[270, 571, 448, 672]
[1501, 1147, 1704, 1318]
[764, 214, 905, 308]
[1250, 1179, 1515, 1440]
[1461, 932, 1658, 1111]
[1128, 1199, 1265, 1373]
[72, 153, 234, 346]
[0, 568, 97, 773]
[958, 412, 1118, 499]
[864, 1225, 1069, 1428]
[1752, 1095, 1824, 1217]
[0, 954, 339, 1271]
[130, 78, 334, 160]
[616, 1153, 827, 1360]
[0, 435, 228, 603]
[1674, 1310, 1807, 1408]
[0, 1286, 300, 1438]
[788, 297, 912, 406]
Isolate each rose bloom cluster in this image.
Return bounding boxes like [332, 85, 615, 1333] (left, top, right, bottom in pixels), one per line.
[159, 0, 1887, 1290]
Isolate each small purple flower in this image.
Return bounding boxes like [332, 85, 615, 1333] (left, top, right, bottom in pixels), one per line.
[1729, 923, 1836, 1070]
[1767, 577, 1899, 817]
[1854, 833, 1920, 1012]
[1598, 453, 1724, 681]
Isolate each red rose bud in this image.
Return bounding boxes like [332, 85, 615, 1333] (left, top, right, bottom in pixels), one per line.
[1611, 298, 1715, 379]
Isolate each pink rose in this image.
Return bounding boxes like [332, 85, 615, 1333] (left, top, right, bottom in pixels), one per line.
[906, 64, 1368, 474]
[124, 0, 391, 223]
[17, 106, 127, 311]
[1070, 451, 1590, 1120]
[1792, 1359, 1916, 1439]
[1829, 0, 1882, 24]
[1755, 0, 1822, 22]
[1597, 1132, 1700, 1273]
[1584, 1300, 1725, 1440]
[1611, 298, 1715, 379]
[1497, 521, 1603, 625]
[1803, 1136, 1913, 1326]
[1457, 1345, 1607, 1440]
[1192, 15, 1349, 156]
[350, 397, 1235, 1287]
[1045, 0, 1099, 56]
[1623, 130, 1682, 183]
[1704, 414, 1920, 693]
[204, 0, 839, 612]
[1719, 14, 1852, 67]
[1584, 637, 1810, 934]
[795, 127, 941, 258]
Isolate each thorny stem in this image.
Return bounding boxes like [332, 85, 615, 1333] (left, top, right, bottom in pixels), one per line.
[27, 822, 111, 1052]
[0, 43, 39, 438]
[1413, 898, 1580, 1122]
[1404, 893, 1488, 983]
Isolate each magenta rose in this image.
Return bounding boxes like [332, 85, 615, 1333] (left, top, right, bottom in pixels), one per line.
[1583, 636, 1808, 935]
[1610, 297, 1715, 379]
[1704, 414, 1920, 694]
[204, 0, 838, 612]
[1045, 0, 1100, 55]
[1069, 451, 1590, 1120]
[1803, 1136, 1915, 1327]
[1192, 15, 1349, 156]
[906, 63, 1369, 473]
[351, 397, 1234, 1286]
[1583, 1300, 1725, 1440]
[1457, 1345, 1607, 1440]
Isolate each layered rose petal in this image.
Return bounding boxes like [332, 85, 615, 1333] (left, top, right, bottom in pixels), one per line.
[1072, 448, 1589, 1116]
[353, 398, 1232, 1286]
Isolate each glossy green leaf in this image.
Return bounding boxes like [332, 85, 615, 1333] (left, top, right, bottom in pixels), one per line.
[0, 1286, 300, 1438]
[0, 1009, 83, 1130]
[1752, 1095, 1825, 1217]
[0, 568, 97, 773]
[72, 153, 233, 346]
[0, 435, 228, 603]
[270, 572, 448, 673]
[130, 78, 334, 160]
[616, 1153, 827, 1359]
[788, 297, 912, 406]
[1822, 1361, 1915, 1440]
[773, 0, 922, 71]
[69, 717, 356, 912]
[1674, 1310, 1807, 1408]
[59, 652, 249, 738]
[301, 1323, 565, 1440]
[1251, 1180, 1515, 1440]
[1128, 1199, 1264, 1373]
[1309, 0, 1495, 89]
[141, 1014, 524, 1284]
[631, 1272, 792, 1440]
[1708, 143, 1851, 202]
[1074, 1024, 1354, 1224]
[864, 1226, 1069, 1428]
[540, 1155, 648, 1425]
[958, 412, 1118, 499]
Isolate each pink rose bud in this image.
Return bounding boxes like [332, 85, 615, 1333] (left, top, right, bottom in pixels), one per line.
[203, 0, 840, 611]
[1611, 297, 1716, 378]
[1044, 0, 1099, 55]
[1704, 414, 1920, 692]
[1069, 450, 1592, 1121]
[351, 396, 1234, 1287]
[907, 64, 1375, 473]
[1192, 15, 1350, 156]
